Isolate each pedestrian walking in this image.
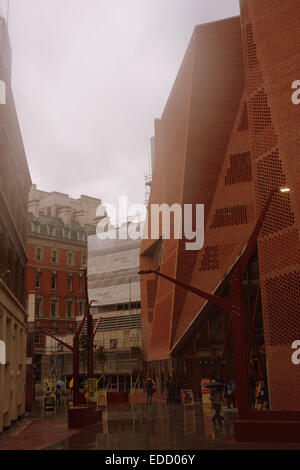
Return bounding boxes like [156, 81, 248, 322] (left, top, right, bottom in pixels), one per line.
[210, 384, 224, 426]
[227, 378, 236, 408]
[145, 377, 156, 408]
[55, 385, 62, 406]
[166, 375, 176, 403]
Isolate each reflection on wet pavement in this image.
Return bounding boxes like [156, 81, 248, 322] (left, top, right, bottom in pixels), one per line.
[45, 403, 240, 450]
[2, 400, 299, 450]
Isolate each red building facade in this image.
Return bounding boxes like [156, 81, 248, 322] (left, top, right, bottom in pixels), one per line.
[26, 214, 89, 382]
[140, 0, 300, 411]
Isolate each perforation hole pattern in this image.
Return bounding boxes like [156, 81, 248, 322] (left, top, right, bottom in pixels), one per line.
[199, 245, 219, 272]
[264, 272, 300, 345]
[210, 205, 248, 229]
[242, 18, 263, 94]
[250, 90, 272, 133]
[237, 103, 249, 132]
[255, 149, 295, 236]
[258, 229, 300, 276]
[225, 151, 252, 185]
[240, 0, 249, 22]
[250, 125, 278, 160]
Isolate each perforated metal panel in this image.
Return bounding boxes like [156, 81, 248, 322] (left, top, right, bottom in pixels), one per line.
[210, 205, 248, 229]
[255, 150, 295, 236]
[225, 151, 252, 185]
[199, 246, 219, 272]
[263, 272, 300, 345]
[241, 0, 300, 363]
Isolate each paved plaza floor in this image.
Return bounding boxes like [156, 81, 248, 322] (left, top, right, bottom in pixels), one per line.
[0, 399, 300, 451]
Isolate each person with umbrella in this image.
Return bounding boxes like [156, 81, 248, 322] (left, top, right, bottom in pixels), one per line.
[207, 380, 225, 426]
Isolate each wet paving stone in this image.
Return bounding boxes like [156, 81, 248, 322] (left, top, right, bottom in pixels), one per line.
[43, 403, 300, 451]
[1, 401, 300, 450]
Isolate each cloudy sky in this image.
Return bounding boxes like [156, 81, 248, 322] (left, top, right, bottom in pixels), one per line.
[3, 0, 239, 212]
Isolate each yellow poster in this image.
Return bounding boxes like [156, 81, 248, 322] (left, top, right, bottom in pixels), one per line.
[97, 390, 107, 406]
[86, 378, 98, 402]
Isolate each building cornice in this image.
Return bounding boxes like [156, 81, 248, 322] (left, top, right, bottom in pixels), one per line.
[27, 264, 86, 276]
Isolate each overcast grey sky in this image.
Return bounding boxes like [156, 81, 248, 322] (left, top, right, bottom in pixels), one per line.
[3, 0, 239, 210]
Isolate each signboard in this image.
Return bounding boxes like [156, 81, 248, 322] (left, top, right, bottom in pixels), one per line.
[86, 378, 98, 403]
[181, 389, 195, 407]
[201, 378, 211, 404]
[97, 390, 107, 406]
[44, 395, 55, 411]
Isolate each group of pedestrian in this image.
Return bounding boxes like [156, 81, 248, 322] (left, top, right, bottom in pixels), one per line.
[250, 371, 268, 409]
[144, 374, 178, 408]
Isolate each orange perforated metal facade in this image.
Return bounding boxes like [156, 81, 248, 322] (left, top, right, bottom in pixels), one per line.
[140, 1, 300, 410]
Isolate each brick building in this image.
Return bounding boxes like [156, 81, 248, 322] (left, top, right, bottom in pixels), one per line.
[26, 187, 106, 394]
[0, 16, 32, 432]
[140, 1, 300, 410]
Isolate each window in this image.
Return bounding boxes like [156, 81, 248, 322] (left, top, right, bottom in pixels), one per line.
[110, 339, 118, 349]
[66, 300, 73, 318]
[79, 276, 83, 292]
[67, 276, 73, 292]
[35, 247, 42, 261]
[67, 252, 74, 265]
[50, 328, 57, 335]
[34, 328, 40, 344]
[81, 254, 86, 267]
[50, 299, 58, 317]
[35, 272, 41, 288]
[35, 297, 42, 317]
[51, 274, 57, 290]
[51, 250, 58, 264]
[78, 301, 86, 316]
